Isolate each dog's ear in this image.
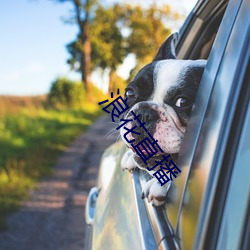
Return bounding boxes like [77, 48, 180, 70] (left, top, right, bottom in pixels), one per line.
[153, 32, 179, 61]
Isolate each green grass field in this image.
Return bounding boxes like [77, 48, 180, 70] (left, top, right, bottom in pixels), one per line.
[0, 96, 102, 230]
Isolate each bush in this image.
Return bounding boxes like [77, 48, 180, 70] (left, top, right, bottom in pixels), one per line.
[48, 77, 85, 108]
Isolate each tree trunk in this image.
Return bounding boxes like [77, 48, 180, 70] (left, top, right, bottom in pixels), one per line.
[81, 21, 92, 99]
[108, 70, 116, 94]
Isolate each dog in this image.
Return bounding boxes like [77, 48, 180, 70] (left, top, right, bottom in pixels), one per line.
[120, 33, 206, 206]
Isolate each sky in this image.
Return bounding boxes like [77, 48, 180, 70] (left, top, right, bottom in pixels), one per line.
[0, 0, 197, 96]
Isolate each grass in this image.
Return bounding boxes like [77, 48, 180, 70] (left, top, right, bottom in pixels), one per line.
[0, 95, 102, 230]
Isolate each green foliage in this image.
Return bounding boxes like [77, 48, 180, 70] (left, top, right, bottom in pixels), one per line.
[48, 77, 85, 108]
[0, 96, 101, 230]
[123, 4, 172, 65]
[66, 4, 126, 73]
[66, 39, 82, 72]
[90, 4, 126, 72]
[66, 3, 174, 86]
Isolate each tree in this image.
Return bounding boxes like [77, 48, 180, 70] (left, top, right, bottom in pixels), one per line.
[124, 4, 172, 66]
[90, 4, 127, 93]
[66, 3, 174, 92]
[67, 4, 127, 93]
[54, 0, 98, 98]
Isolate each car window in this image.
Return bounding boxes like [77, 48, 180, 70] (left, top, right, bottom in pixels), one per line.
[177, 0, 228, 60]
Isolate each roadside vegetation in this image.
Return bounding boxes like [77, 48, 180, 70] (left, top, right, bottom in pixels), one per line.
[0, 81, 106, 230]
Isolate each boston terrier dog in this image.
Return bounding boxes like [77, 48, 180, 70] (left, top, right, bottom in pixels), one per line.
[120, 33, 206, 206]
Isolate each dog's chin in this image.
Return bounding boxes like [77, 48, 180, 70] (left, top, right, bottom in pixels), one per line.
[132, 152, 179, 174]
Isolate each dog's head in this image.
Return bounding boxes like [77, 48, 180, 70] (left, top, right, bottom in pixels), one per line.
[120, 33, 206, 170]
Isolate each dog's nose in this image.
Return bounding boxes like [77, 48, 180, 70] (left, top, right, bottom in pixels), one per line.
[134, 108, 159, 126]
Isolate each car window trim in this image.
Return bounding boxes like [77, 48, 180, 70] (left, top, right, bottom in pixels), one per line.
[131, 169, 159, 250]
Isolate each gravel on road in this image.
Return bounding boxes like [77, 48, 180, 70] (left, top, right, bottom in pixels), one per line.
[0, 115, 118, 250]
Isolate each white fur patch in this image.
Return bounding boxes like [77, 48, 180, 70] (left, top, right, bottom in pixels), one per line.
[153, 59, 206, 104]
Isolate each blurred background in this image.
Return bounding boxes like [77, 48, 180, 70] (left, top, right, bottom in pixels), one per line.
[0, 0, 196, 231]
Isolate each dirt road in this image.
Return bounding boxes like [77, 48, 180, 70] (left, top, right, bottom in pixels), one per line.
[0, 115, 117, 250]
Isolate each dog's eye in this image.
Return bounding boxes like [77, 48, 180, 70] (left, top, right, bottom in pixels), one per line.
[175, 97, 192, 108]
[125, 89, 136, 99]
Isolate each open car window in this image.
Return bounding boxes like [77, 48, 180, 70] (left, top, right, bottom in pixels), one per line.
[177, 0, 229, 60]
